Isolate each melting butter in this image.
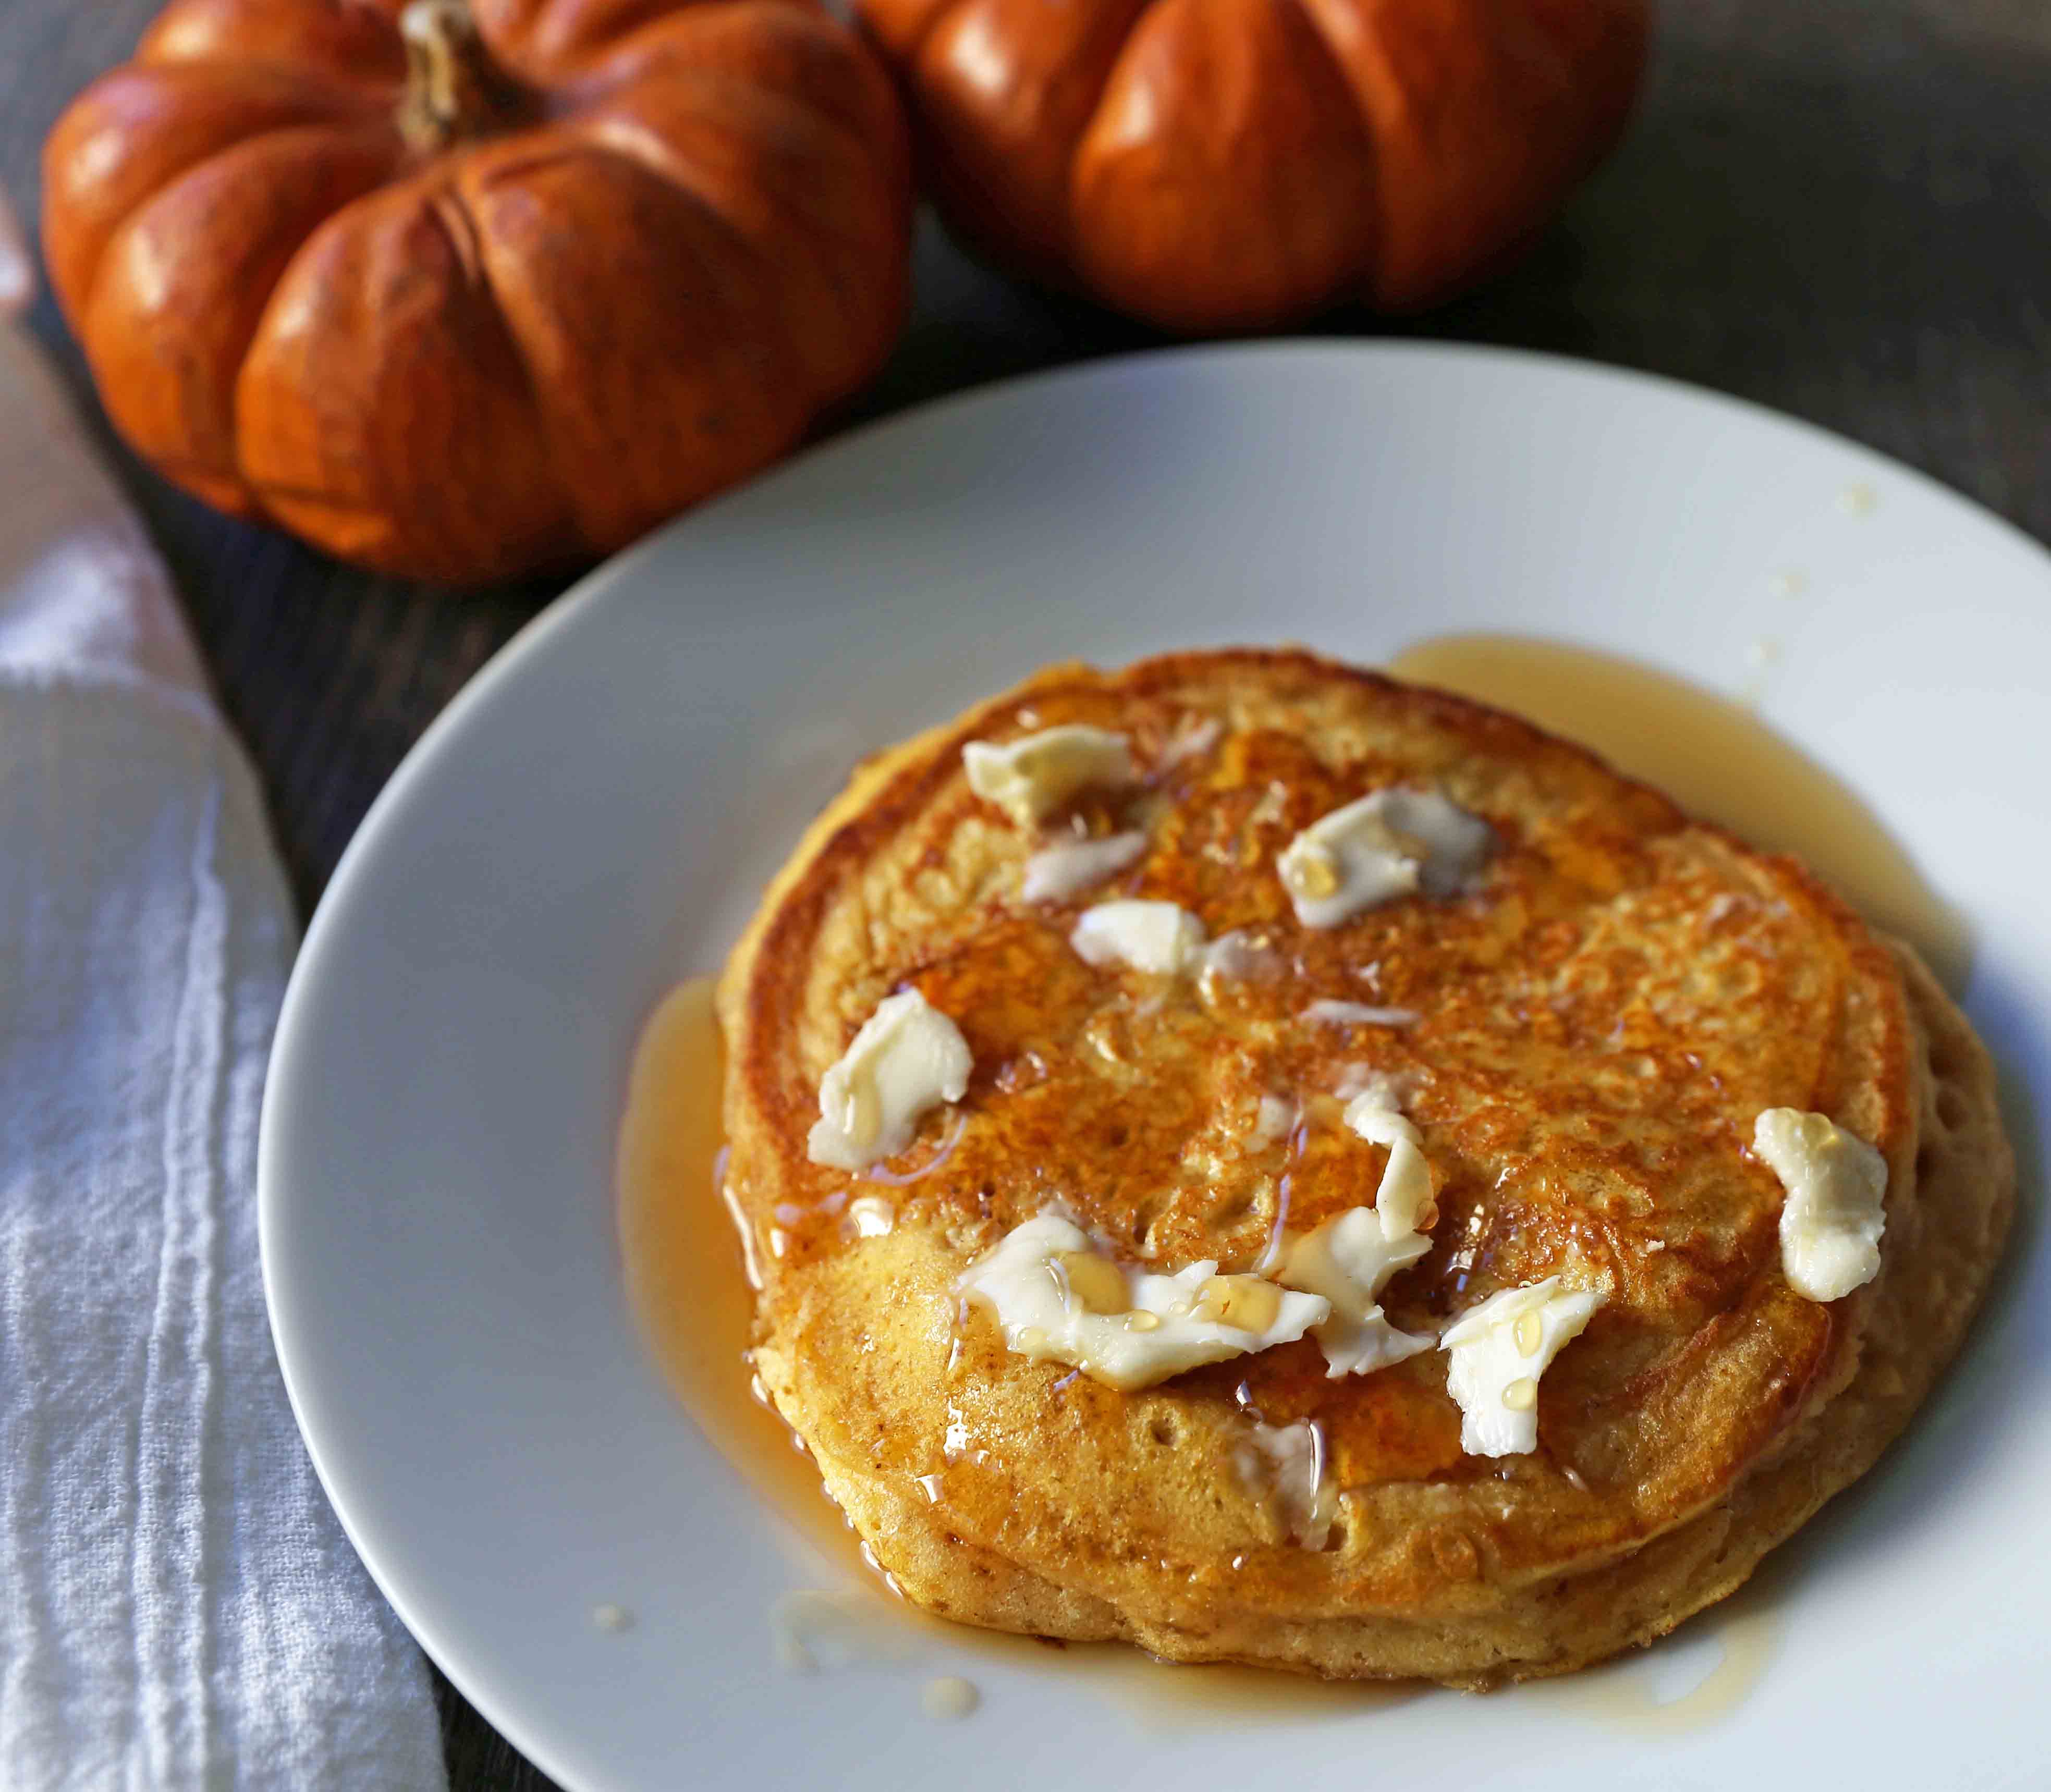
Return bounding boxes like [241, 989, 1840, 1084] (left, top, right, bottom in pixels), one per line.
[808, 989, 972, 1171]
[1022, 830, 1147, 902]
[1301, 999, 1418, 1029]
[1342, 1083, 1421, 1149]
[1275, 1200, 1434, 1378]
[957, 1212, 1327, 1391]
[1440, 1278, 1600, 1457]
[1278, 788, 1492, 928]
[964, 725, 1134, 827]
[1367, 1134, 1433, 1236]
[1754, 1109, 1888, 1301]
[1070, 899, 1207, 976]
[1192, 1273, 1286, 1331]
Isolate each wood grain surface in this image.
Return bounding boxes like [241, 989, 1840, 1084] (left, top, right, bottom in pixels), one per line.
[2, 1, 2046, 1784]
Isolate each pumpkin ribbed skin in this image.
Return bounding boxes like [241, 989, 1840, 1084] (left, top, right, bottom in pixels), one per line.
[43, 0, 912, 584]
[856, 0, 1645, 331]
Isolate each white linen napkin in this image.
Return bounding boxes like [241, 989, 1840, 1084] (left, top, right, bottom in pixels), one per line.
[0, 196, 447, 1790]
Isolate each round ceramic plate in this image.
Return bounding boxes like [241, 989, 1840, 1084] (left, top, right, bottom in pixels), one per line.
[261, 343, 2048, 1792]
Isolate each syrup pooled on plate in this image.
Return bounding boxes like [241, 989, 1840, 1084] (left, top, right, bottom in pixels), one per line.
[617, 634, 1969, 1728]
[617, 977, 861, 1575]
[1388, 634, 1971, 990]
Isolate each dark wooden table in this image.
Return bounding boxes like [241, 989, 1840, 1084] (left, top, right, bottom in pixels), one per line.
[4, 0, 2046, 1783]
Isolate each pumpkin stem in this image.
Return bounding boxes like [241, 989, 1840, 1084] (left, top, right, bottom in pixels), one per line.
[398, 0, 514, 149]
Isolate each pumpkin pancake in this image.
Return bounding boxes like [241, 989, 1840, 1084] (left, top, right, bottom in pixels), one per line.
[714, 647, 2012, 1686]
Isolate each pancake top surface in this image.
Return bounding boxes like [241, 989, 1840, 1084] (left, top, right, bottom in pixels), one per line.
[719, 648, 1915, 1609]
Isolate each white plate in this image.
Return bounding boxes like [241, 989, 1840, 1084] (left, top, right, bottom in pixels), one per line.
[261, 343, 2050, 1792]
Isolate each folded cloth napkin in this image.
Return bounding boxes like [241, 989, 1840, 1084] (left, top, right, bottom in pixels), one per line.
[0, 197, 446, 1789]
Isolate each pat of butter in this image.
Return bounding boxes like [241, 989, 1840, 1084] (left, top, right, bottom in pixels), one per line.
[807, 990, 972, 1171]
[1754, 1108, 1888, 1301]
[1302, 999, 1419, 1029]
[1277, 1209, 1434, 1377]
[1342, 1082, 1421, 1149]
[1273, 1136, 1437, 1377]
[1021, 830, 1147, 902]
[1369, 1132, 1433, 1236]
[963, 726, 1134, 827]
[1070, 900, 1206, 975]
[1277, 788, 1492, 928]
[958, 1213, 1328, 1392]
[1439, 1277, 1600, 1457]
[1272, 1140, 1435, 1378]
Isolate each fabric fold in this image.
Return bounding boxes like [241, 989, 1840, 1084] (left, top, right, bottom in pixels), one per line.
[0, 213, 446, 1790]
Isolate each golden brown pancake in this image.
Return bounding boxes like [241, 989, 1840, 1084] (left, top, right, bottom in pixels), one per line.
[714, 648, 2013, 1686]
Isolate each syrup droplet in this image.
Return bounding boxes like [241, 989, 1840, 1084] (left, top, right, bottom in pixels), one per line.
[921, 1675, 981, 1721]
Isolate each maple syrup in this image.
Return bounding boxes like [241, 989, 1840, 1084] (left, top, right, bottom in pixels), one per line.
[1388, 633, 1972, 990]
[1540, 1548, 1785, 1730]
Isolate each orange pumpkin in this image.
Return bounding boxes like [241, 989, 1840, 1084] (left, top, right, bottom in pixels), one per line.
[856, 0, 1646, 332]
[42, 0, 912, 584]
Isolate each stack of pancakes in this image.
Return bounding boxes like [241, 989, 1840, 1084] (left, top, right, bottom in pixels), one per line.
[715, 648, 2012, 1686]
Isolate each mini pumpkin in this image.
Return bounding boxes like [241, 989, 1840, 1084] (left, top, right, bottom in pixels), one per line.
[856, 0, 1646, 332]
[43, 0, 912, 584]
